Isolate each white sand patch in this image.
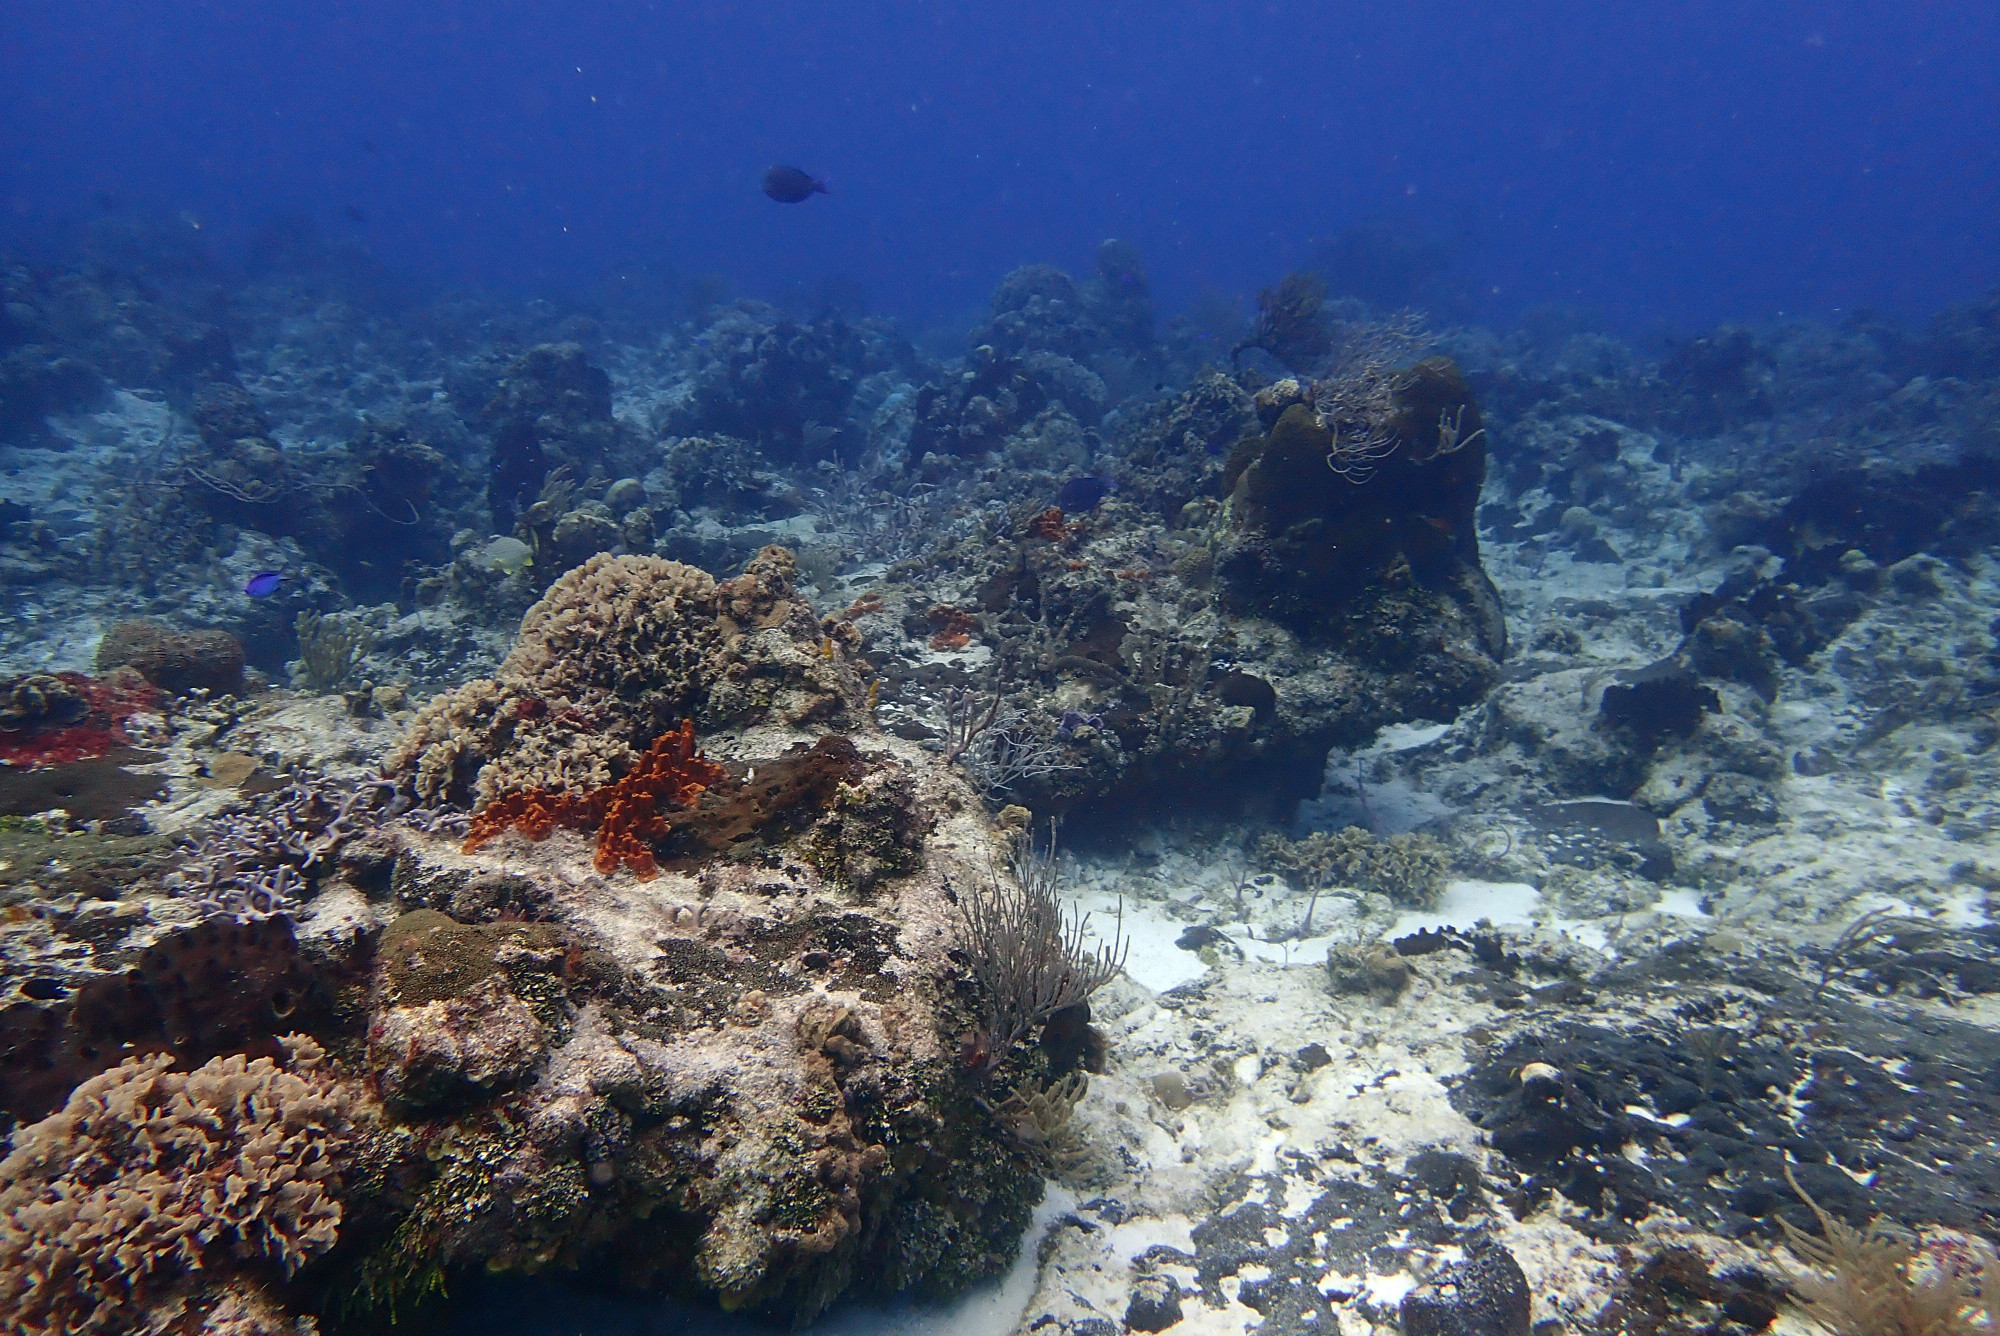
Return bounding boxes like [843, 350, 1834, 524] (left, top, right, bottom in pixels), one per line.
[1649, 887, 1712, 919]
[1387, 879, 1541, 937]
[1071, 891, 1206, 993]
[1374, 722, 1451, 751]
[813, 1185, 1075, 1336]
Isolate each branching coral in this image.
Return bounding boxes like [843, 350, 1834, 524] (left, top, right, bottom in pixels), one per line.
[462, 719, 729, 879]
[0, 1036, 364, 1336]
[164, 770, 426, 915]
[956, 825, 1126, 1065]
[1233, 271, 1332, 371]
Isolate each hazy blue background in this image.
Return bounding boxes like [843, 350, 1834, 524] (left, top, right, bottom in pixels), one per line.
[6, 0, 1998, 330]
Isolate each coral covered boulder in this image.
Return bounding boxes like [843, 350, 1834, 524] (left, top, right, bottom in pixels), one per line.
[338, 535, 1103, 1324]
[95, 618, 245, 694]
[388, 547, 863, 806]
[1218, 358, 1499, 642]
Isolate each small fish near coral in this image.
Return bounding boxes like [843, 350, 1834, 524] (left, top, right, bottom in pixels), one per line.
[762, 164, 830, 203]
[243, 570, 292, 598]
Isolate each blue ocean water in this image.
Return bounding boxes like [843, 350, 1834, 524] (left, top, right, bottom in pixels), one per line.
[7, 1, 1997, 329]
[7, 6, 2000, 1336]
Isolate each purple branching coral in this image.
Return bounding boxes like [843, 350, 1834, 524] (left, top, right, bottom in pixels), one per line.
[166, 771, 467, 917]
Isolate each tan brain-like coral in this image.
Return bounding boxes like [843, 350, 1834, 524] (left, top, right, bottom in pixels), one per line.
[0, 1036, 365, 1336]
[389, 552, 720, 804]
[389, 548, 859, 806]
[1257, 827, 1452, 906]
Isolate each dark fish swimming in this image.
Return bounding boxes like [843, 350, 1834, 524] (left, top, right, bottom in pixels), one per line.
[1057, 476, 1112, 512]
[762, 165, 829, 204]
[243, 571, 289, 598]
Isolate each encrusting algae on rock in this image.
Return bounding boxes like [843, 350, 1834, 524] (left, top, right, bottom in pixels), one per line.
[460, 718, 729, 878]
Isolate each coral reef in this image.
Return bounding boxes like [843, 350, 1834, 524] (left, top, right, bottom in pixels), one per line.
[389, 548, 859, 805]
[324, 753, 1053, 1325]
[19, 224, 2000, 1336]
[0, 1036, 364, 1336]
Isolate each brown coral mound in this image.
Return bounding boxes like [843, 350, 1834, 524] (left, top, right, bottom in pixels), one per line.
[0, 1036, 363, 1336]
[389, 548, 859, 807]
[94, 619, 245, 694]
[0, 914, 327, 1127]
[463, 718, 729, 879]
[388, 552, 722, 804]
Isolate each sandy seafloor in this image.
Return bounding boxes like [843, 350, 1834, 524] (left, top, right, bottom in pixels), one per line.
[7, 348, 2000, 1336]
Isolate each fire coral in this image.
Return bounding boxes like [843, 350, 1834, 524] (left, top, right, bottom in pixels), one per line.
[461, 719, 728, 879]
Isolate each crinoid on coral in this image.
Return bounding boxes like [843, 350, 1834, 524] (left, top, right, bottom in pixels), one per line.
[0, 1036, 365, 1336]
[388, 548, 863, 806]
[1214, 353, 1504, 673]
[462, 718, 729, 878]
